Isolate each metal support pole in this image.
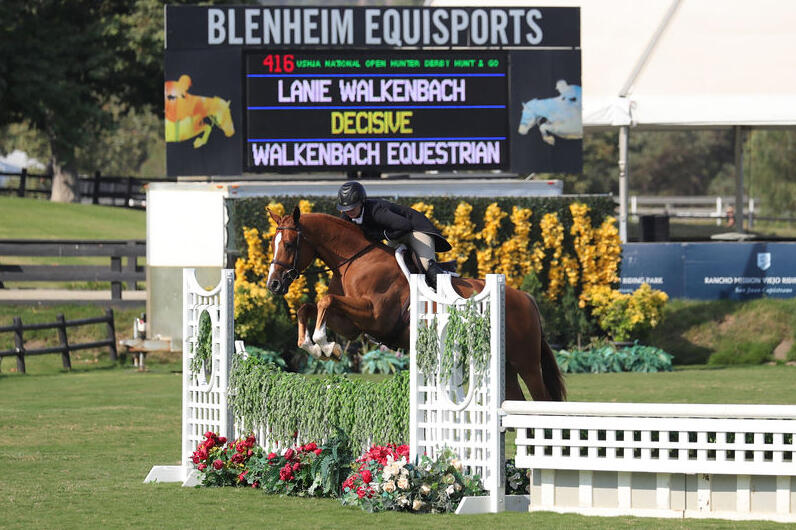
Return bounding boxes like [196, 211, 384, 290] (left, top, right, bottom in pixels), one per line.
[618, 126, 630, 243]
[734, 126, 746, 233]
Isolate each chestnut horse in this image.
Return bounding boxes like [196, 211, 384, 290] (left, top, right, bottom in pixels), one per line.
[266, 207, 565, 402]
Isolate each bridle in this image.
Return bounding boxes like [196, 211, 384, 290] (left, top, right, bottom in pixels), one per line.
[270, 224, 377, 285]
[270, 225, 302, 284]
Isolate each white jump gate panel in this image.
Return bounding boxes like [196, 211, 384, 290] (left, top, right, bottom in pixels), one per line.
[145, 268, 235, 485]
[409, 273, 514, 514]
[503, 401, 796, 522]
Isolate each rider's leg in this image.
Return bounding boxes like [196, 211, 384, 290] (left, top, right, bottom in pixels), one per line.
[406, 232, 445, 288]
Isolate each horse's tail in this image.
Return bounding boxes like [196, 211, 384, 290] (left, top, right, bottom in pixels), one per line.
[524, 292, 567, 402]
[541, 337, 567, 402]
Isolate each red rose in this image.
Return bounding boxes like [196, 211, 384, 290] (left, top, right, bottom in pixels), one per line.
[204, 431, 214, 439]
[231, 453, 244, 464]
[252, 481, 259, 488]
[342, 476, 354, 490]
[284, 449, 295, 461]
[204, 438, 215, 449]
[304, 442, 317, 452]
[217, 437, 227, 445]
[238, 471, 248, 482]
[314, 448, 323, 456]
[247, 450, 253, 457]
[236, 442, 246, 453]
[360, 470, 372, 484]
[246, 435, 256, 446]
[212, 459, 223, 470]
[356, 486, 367, 499]
[267, 452, 277, 460]
[197, 448, 208, 460]
[197, 463, 207, 471]
[192, 455, 200, 464]
[292, 462, 301, 472]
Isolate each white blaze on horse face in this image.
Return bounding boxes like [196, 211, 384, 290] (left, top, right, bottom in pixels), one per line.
[268, 232, 282, 285]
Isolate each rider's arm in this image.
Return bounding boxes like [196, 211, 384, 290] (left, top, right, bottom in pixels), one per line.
[374, 204, 413, 240]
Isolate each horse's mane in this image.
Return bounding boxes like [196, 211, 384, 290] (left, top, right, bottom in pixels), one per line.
[300, 212, 371, 243]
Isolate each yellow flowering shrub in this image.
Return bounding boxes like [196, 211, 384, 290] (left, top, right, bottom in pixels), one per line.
[476, 203, 507, 279]
[496, 206, 533, 288]
[439, 202, 477, 272]
[583, 283, 669, 342]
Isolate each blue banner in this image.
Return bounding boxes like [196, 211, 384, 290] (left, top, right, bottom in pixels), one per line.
[620, 242, 796, 300]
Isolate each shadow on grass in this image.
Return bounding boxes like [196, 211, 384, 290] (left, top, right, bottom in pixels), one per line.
[649, 299, 739, 364]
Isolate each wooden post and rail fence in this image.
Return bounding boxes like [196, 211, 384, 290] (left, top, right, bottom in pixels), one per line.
[0, 239, 145, 299]
[0, 308, 117, 374]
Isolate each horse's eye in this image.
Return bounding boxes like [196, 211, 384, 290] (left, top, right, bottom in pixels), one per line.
[166, 95, 176, 100]
[569, 97, 577, 102]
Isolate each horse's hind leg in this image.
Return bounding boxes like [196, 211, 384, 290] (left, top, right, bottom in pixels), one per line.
[505, 363, 526, 401]
[297, 303, 323, 358]
[509, 339, 552, 401]
[313, 294, 373, 359]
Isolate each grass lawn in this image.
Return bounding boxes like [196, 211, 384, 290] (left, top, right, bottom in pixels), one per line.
[1, 365, 794, 529]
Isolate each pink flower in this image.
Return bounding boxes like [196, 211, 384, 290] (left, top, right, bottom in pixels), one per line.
[212, 459, 223, 470]
[292, 462, 301, 472]
[360, 470, 372, 484]
[267, 452, 277, 460]
[238, 470, 248, 482]
[247, 450, 253, 457]
[251, 481, 259, 488]
[314, 448, 323, 456]
[284, 449, 295, 461]
[197, 463, 207, 471]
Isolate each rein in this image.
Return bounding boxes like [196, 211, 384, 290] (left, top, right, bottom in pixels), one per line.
[272, 224, 377, 279]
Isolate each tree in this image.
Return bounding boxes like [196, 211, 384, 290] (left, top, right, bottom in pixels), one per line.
[0, 0, 165, 201]
[747, 130, 796, 217]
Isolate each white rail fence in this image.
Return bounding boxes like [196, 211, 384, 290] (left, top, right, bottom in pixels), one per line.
[145, 268, 796, 522]
[629, 195, 757, 227]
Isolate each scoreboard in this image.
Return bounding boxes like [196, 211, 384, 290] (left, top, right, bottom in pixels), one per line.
[164, 5, 581, 177]
[245, 51, 508, 172]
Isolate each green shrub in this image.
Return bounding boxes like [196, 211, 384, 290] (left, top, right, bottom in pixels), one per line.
[360, 349, 408, 374]
[303, 353, 354, 375]
[708, 339, 777, 366]
[244, 345, 287, 370]
[555, 342, 673, 373]
[234, 283, 297, 356]
[521, 272, 597, 348]
[228, 353, 409, 452]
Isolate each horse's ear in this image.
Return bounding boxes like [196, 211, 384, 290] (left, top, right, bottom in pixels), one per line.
[292, 206, 300, 225]
[266, 207, 280, 224]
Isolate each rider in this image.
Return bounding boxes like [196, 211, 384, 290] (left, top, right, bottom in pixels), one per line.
[336, 181, 452, 289]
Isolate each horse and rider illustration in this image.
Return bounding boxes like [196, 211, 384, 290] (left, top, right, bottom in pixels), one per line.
[164, 74, 235, 148]
[265, 182, 566, 402]
[518, 79, 582, 146]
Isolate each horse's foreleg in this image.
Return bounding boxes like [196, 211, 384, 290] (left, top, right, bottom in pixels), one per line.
[313, 294, 373, 359]
[539, 122, 556, 145]
[193, 125, 212, 148]
[297, 303, 323, 359]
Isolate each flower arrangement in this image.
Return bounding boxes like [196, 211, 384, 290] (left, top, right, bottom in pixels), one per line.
[191, 431, 260, 488]
[341, 445, 483, 513]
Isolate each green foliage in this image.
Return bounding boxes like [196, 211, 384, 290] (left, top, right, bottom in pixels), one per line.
[521, 272, 597, 347]
[228, 354, 409, 452]
[360, 349, 408, 375]
[416, 316, 439, 378]
[747, 130, 796, 217]
[708, 339, 778, 366]
[244, 345, 287, 371]
[555, 342, 673, 374]
[189, 311, 212, 376]
[505, 458, 530, 495]
[441, 300, 490, 386]
[303, 353, 354, 375]
[233, 283, 297, 356]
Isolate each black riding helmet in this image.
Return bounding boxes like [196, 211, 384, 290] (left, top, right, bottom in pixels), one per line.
[336, 181, 367, 212]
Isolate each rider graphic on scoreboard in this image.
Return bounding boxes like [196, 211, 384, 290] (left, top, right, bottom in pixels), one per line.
[336, 181, 452, 289]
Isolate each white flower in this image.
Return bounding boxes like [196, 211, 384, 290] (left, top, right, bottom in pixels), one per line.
[412, 499, 425, 511]
[419, 483, 431, 495]
[382, 481, 396, 493]
[382, 468, 393, 481]
[397, 477, 410, 490]
[446, 484, 456, 495]
[397, 495, 410, 506]
[450, 458, 463, 472]
[454, 483, 462, 492]
[443, 473, 455, 485]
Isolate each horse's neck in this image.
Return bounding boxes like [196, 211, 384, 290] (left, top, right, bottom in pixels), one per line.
[302, 214, 374, 267]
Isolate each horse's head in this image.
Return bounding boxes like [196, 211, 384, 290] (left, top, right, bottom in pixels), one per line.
[214, 99, 235, 137]
[518, 100, 540, 135]
[266, 206, 315, 295]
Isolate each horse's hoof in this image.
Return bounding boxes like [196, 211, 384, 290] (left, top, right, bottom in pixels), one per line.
[320, 341, 338, 358]
[330, 343, 343, 360]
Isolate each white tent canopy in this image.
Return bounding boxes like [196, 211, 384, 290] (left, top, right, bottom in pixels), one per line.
[431, 0, 796, 239]
[431, 0, 796, 129]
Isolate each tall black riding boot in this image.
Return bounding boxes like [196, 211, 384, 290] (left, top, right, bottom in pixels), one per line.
[424, 260, 446, 290]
